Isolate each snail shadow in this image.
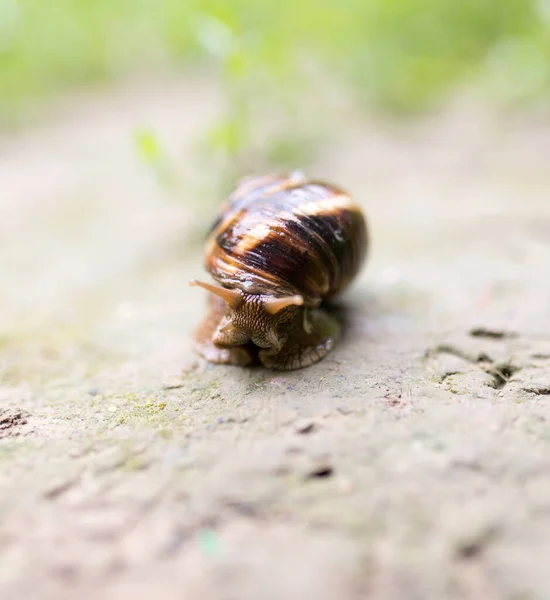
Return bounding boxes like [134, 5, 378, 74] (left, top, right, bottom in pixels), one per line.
[324, 298, 362, 347]
[323, 291, 390, 358]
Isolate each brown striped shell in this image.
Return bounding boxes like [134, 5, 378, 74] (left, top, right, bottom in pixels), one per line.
[204, 172, 368, 306]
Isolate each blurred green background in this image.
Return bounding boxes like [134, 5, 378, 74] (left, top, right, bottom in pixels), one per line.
[1, 0, 550, 161]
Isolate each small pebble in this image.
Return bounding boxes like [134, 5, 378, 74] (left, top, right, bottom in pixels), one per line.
[306, 458, 334, 479]
[294, 419, 316, 434]
[163, 377, 185, 390]
[308, 463, 333, 478]
[107, 405, 117, 413]
[88, 388, 100, 397]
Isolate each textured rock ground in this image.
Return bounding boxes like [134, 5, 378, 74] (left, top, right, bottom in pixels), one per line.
[1, 76, 550, 600]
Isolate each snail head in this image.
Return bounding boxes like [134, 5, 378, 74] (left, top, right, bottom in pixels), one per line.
[190, 280, 303, 351]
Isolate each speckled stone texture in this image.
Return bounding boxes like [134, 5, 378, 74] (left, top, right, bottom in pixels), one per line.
[1, 78, 550, 600]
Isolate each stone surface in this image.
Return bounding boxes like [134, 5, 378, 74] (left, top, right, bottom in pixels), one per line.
[1, 77, 550, 599]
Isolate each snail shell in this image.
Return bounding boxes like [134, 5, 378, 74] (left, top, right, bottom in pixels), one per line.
[191, 171, 368, 370]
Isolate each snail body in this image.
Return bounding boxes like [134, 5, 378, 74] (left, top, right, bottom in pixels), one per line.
[191, 172, 368, 370]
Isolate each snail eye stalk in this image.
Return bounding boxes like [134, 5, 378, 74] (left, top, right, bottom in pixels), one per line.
[263, 295, 304, 315]
[190, 280, 242, 309]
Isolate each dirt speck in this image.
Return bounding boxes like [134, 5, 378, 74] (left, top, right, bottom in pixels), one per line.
[0, 408, 29, 439]
[469, 328, 518, 340]
[294, 419, 317, 434]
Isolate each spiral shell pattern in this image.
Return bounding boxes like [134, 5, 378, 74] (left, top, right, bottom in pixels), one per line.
[205, 173, 368, 305]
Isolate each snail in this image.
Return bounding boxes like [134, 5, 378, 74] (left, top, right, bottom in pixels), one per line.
[190, 171, 368, 370]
